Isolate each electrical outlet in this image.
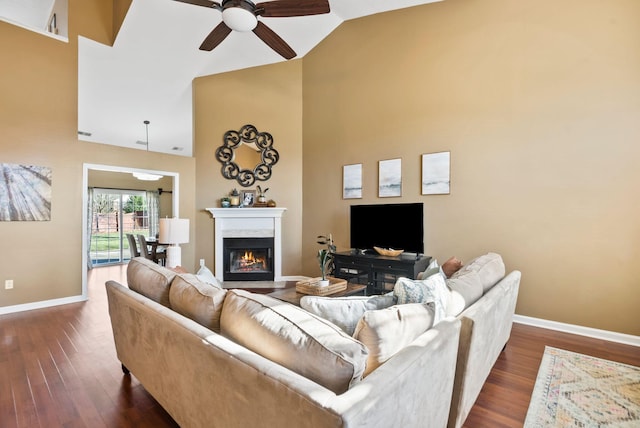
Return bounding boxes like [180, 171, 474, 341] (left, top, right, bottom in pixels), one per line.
[200, 259, 205, 267]
[5, 279, 13, 290]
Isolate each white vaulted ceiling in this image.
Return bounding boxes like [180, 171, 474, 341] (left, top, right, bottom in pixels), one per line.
[74, 0, 442, 156]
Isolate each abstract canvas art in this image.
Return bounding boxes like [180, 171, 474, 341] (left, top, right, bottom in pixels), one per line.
[343, 164, 362, 199]
[0, 163, 52, 221]
[378, 158, 402, 197]
[421, 152, 450, 195]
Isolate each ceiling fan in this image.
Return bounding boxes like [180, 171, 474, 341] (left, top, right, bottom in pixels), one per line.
[174, 0, 331, 60]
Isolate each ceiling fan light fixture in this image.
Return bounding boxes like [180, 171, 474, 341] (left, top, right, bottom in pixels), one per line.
[222, 7, 257, 31]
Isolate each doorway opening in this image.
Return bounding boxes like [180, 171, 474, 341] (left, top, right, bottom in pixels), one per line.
[82, 163, 179, 299]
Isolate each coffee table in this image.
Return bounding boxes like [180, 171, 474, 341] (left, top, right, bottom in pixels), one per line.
[267, 282, 367, 306]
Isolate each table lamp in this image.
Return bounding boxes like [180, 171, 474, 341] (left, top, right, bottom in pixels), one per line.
[159, 217, 189, 268]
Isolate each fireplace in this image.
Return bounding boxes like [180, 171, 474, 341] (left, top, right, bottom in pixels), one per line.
[206, 207, 286, 282]
[223, 237, 274, 281]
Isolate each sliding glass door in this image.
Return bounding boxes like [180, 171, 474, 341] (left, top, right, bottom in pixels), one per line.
[88, 188, 149, 266]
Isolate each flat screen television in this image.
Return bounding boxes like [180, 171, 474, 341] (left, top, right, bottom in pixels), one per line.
[350, 203, 424, 255]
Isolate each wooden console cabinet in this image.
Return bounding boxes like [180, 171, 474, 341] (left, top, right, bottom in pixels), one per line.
[332, 251, 432, 295]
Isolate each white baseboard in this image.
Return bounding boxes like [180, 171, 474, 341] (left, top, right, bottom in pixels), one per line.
[513, 314, 640, 347]
[0, 295, 87, 316]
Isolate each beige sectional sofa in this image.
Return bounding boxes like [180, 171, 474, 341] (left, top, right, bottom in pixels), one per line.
[106, 257, 462, 428]
[303, 252, 519, 428]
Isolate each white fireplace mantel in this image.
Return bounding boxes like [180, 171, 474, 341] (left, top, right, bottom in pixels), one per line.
[206, 207, 287, 281]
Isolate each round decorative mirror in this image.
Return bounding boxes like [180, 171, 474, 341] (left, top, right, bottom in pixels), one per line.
[215, 124, 279, 187]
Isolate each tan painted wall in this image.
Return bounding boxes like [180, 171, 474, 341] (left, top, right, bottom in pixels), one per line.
[193, 61, 304, 275]
[0, 0, 196, 309]
[302, 0, 640, 335]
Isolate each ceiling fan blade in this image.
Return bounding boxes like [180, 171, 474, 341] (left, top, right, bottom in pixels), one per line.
[173, 0, 222, 10]
[252, 21, 296, 60]
[255, 0, 330, 17]
[200, 22, 232, 51]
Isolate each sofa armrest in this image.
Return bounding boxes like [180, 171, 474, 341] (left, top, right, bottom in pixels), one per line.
[329, 318, 461, 428]
[448, 270, 521, 428]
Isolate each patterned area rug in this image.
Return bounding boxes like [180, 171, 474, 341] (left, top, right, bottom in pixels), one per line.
[524, 346, 640, 427]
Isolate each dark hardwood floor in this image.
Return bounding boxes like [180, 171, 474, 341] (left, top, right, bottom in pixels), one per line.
[1, 264, 638, 427]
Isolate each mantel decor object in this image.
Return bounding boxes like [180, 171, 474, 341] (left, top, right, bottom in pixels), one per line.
[215, 124, 279, 187]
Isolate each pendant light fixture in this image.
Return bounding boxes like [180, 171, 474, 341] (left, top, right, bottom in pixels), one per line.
[133, 120, 163, 181]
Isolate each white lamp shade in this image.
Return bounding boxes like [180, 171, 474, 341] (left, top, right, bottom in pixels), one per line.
[159, 218, 189, 244]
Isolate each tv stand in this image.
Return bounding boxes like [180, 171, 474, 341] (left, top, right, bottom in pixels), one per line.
[333, 251, 432, 295]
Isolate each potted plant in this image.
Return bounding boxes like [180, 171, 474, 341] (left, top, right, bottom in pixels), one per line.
[220, 196, 230, 208]
[256, 185, 269, 203]
[317, 234, 336, 286]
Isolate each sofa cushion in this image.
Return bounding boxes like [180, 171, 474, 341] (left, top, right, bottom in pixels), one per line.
[300, 294, 397, 336]
[354, 303, 435, 377]
[393, 273, 450, 324]
[220, 290, 369, 394]
[452, 252, 505, 293]
[127, 257, 177, 307]
[445, 270, 483, 317]
[169, 274, 227, 333]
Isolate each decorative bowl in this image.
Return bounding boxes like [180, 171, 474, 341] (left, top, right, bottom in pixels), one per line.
[373, 246, 404, 257]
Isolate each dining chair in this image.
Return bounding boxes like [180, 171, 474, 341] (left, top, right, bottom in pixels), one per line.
[126, 234, 140, 259]
[137, 234, 166, 266]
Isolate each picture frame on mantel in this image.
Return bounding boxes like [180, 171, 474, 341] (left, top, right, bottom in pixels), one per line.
[378, 158, 402, 197]
[421, 151, 451, 195]
[242, 189, 255, 207]
[343, 163, 362, 199]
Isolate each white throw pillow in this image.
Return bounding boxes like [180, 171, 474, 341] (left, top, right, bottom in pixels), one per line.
[300, 294, 397, 336]
[196, 264, 222, 288]
[393, 273, 450, 324]
[354, 303, 435, 376]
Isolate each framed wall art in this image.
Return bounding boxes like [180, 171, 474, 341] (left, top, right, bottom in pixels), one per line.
[342, 163, 362, 199]
[378, 158, 402, 197]
[0, 163, 52, 221]
[421, 151, 450, 195]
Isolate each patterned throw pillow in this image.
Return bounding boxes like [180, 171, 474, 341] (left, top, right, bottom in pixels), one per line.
[393, 273, 450, 324]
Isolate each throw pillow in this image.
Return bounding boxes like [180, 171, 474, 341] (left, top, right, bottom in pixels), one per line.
[169, 274, 227, 333]
[220, 290, 369, 395]
[393, 273, 449, 324]
[300, 294, 397, 336]
[196, 264, 222, 288]
[354, 303, 435, 377]
[416, 258, 440, 280]
[445, 270, 483, 317]
[441, 256, 464, 278]
[451, 252, 505, 293]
